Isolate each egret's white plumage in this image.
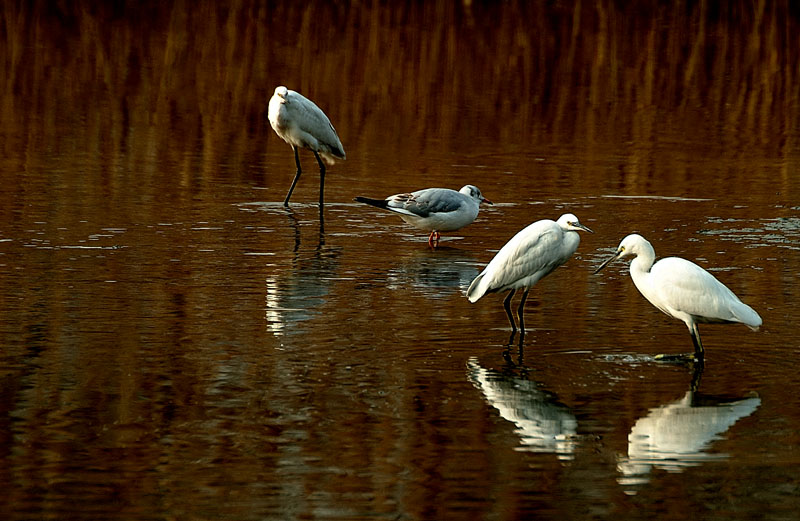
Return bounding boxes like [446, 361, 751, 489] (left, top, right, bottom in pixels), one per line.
[354, 185, 492, 247]
[618, 390, 760, 479]
[268, 86, 345, 207]
[594, 234, 762, 361]
[467, 213, 593, 333]
[467, 358, 577, 458]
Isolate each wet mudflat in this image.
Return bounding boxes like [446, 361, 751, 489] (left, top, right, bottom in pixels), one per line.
[1, 1, 800, 520]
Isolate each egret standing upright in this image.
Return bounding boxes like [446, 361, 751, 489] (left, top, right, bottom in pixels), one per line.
[594, 234, 762, 362]
[467, 213, 593, 335]
[268, 86, 345, 208]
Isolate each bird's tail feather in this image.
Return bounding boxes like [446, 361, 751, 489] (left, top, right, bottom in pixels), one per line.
[736, 303, 762, 330]
[319, 148, 345, 165]
[466, 272, 487, 303]
[354, 196, 390, 210]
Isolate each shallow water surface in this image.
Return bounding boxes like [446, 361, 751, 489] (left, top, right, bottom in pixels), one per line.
[1, 2, 800, 520]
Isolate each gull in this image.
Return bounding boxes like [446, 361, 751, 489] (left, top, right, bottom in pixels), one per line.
[354, 185, 492, 248]
[594, 233, 762, 362]
[268, 86, 345, 208]
[467, 213, 593, 333]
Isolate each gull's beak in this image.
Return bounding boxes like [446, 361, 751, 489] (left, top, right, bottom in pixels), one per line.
[594, 250, 621, 274]
[481, 197, 493, 205]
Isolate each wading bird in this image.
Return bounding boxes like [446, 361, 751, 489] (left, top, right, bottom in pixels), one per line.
[268, 86, 345, 207]
[355, 185, 492, 248]
[594, 234, 762, 362]
[467, 213, 593, 334]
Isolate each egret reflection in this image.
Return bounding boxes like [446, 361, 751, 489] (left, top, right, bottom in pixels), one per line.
[467, 357, 577, 460]
[264, 210, 340, 337]
[617, 383, 760, 491]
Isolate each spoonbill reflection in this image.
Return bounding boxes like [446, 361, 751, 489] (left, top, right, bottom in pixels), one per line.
[467, 213, 593, 333]
[467, 358, 577, 459]
[268, 86, 345, 208]
[354, 185, 492, 248]
[594, 234, 762, 362]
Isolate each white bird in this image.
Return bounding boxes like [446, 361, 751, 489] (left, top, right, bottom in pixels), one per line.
[268, 86, 345, 207]
[467, 358, 578, 458]
[594, 234, 762, 362]
[618, 390, 760, 480]
[467, 213, 593, 333]
[354, 185, 492, 248]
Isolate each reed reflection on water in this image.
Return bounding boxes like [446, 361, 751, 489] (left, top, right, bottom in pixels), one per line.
[1, 1, 800, 520]
[2, 1, 798, 206]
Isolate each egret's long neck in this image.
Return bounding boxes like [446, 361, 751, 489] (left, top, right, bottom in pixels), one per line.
[628, 244, 656, 293]
[563, 230, 581, 258]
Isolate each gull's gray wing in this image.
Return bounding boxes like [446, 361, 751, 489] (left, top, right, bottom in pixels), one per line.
[386, 188, 465, 218]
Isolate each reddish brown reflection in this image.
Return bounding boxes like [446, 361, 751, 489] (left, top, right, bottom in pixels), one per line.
[1, 2, 799, 520]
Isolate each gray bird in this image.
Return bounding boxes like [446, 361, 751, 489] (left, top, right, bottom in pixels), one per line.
[355, 185, 492, 248]
[268, 86, 345, 207]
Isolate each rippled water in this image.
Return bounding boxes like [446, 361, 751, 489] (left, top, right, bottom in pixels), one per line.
[2, 1, 800, 520]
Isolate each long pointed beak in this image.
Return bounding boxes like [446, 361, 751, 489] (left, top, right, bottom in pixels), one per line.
[575, 222, 593, 234]
[481, 197, 493, 205]
[594, 250, 621, 274]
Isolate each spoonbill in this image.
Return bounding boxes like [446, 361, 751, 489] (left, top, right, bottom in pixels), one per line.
[594, 234, 762, 362]
[354, 185, 492, 248]
[467, 213, 593, 333]
[268, 86, 345, 207]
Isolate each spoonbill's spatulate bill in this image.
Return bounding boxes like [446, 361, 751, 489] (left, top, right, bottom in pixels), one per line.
[268, 86, 345, 208]
[354, 185, 492, 248]
[594, 234, 762, 362]
[467, 213, 593, 334]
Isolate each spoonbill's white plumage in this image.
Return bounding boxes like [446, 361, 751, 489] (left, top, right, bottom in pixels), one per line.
[354, 185, 492, 248]
[594, 234, 762, 362]
[268, 86, 345, 207]
[467, 213, 593, 333]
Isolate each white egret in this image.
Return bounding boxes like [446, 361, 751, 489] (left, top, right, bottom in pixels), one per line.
[594, 234, 762, 362]
[618, 389, 760, 480]
[268, 86, 345, 207]
[354, 185, 492, 248]
[467, 213, 593, 333]
[467, 358, 578, 458]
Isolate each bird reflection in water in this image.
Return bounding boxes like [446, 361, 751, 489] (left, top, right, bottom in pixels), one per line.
[467, 357, 578, 460]
[617, 363, 761, 492]
[385, 247, 480, 299]
[264, 208, 340, 338]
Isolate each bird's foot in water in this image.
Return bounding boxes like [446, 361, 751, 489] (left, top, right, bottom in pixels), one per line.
[654, 352, 702, 364]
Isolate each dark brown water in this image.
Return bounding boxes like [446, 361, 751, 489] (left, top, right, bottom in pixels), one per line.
[2, 1, 800, 519]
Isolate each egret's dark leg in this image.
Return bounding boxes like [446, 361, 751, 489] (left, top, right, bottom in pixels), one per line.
[505, 330, 517, 349]
[516, 289, 530, 334]
[283, 146, 303, 207]
[313, 150, 326, 207]
[690, 322, 704, 362]
[655, 321, 703, 364]
[503, 290, 517, 332]
[690, 358, 704, 391]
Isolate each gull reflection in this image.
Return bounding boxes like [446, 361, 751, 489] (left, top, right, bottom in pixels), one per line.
[467, 357, 577, 460]
[386, 248, 479, 298]
[617, 367, 760, 489]
[264, 210, 340, 337]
